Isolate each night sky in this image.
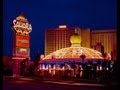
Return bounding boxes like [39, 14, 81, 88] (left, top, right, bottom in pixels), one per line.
[3, 0, 116, 60]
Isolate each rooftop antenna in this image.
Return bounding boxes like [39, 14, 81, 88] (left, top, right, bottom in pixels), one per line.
[75, 25, 78, 33]
[20, 11, 24, 16]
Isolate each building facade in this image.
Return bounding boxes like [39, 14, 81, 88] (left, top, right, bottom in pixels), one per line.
[45, 25, 90, 55]
[91, 29, 116, 60]
[45, 25, 74, 55]
[45, 25, 116, 59]
[91, 30, 116, 53]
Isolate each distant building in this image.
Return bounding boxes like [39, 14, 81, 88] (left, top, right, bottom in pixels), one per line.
[91, 30, 116, 53]
[45, 25, 116, 60]
[94, 42, 104, 55]
[45, 25, 74, 56]
[45, 25, 91, 55]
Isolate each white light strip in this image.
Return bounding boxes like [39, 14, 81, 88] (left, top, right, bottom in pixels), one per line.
[59, 25, 67, 28]
[12, 57, 26, 59]
[44, 81, 105, 87]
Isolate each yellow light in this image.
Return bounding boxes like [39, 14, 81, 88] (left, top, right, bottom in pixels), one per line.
[70, 34, 81, 44]
[20, 48, 27, 52]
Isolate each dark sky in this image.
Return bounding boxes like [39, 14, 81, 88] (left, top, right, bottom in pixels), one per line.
[3, 0, 116, 60]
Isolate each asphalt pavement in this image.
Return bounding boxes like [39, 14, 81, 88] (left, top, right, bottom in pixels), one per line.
[3, 76, 119, 90]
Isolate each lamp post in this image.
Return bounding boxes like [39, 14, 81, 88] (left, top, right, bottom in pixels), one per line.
[80, 54, 86, 78]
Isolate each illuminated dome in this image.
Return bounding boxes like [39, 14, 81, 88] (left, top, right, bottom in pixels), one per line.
[42, 32, 103, 62]
[43, 46, 103, 60]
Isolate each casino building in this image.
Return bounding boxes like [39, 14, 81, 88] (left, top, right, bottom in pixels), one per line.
[41, 32, 103, 63]
[38, 25, 116, 78]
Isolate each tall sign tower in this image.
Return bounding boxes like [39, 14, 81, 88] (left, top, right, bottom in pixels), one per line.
[12, 12, 32, 60]
[11, 12, 32, 76]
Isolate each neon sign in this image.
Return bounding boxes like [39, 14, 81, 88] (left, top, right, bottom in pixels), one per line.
[12, 13, 32, 35]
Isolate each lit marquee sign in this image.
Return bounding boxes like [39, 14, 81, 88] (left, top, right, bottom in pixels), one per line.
[16, 35, 29, 48]
[16, 47, 29, 57]
[12, 13, 32, 35]
[12, 13, 32, 58]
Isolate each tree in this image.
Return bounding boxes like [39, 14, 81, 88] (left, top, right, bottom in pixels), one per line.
[80, 54, 86, 63]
